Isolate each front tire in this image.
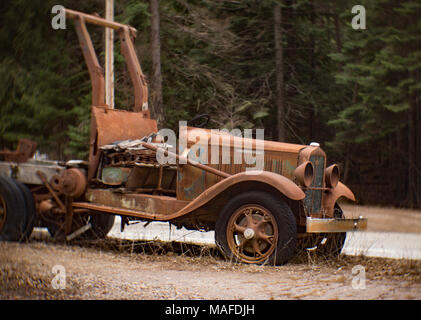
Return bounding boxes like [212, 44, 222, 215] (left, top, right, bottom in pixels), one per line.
[297, 203, 347, 256]
[215, 191, 297, 265]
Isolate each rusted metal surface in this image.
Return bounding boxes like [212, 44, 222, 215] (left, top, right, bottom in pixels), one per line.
[68, 9, 147, 112]
[175, 170, 306, 217]
[178, 165, 207, 201]
[85, 188, 188, 216]
[104, 149, 158, 166]
[298, 146, 329, 216]
[118, 26, 149, 114]
[325, 164, 340, 188]
[177, 127, 305, 201]
[54, 168, 87, 198]
[64, 196, 74, 235]
[65, 8, 137, 34]
[73, 17, 105, 107]
[126, 164, 176, 191]
[65, 8, 154, 181]
[306, 216, 367, 233]
[73, 170, 305, 222]
[38, 199, 54, 213]
[88, 107, 158, 180]
[226, 204, 278, 264]
[67, 9, 147, 114]
[101, 167, 131, 185]
[73, 201, 154, 219]
[293, 161, 314, 187]
[181, 126, 305, 154]
[322, 182, 356, 217]
[0, 160, 64, 185]
[141, 141, 231, 179]
[0, 139, 37, 163]
[36, 170, 65, 212]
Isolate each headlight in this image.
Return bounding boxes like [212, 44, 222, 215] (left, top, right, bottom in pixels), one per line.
[294, 161, 314, 187]
[325, 164, 340, 188]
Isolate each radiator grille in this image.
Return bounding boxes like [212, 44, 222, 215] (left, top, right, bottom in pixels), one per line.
[304, 154, 325, 214]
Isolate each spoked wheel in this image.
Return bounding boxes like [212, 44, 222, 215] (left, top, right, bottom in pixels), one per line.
[226, 205, 278, 264]
[216, 191, 297, 265]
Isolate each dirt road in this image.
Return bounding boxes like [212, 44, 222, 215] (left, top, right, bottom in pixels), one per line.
[1, 239, 420, 300]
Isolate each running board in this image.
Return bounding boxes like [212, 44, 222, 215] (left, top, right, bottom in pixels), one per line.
[72, 202, 164, 220]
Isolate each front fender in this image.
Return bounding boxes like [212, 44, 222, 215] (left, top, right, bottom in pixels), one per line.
[322, 182, 356, 216]
[174, 170, 305, 217]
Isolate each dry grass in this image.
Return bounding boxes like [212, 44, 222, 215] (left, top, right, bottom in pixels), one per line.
[2, 202, 421, 299]
[1, 238, 420, 300]
[51, 236, 421, 282]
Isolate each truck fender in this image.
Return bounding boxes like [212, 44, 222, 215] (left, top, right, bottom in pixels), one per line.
[174, 170, 305, 217]
[322, 182, 356, 216]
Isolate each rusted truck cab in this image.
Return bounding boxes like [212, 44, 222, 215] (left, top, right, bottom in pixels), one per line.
[0, 9, 366, 265]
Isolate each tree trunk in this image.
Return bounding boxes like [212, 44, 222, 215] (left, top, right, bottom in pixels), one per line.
[274, 3, 285, 142]
[308, 0, 317, 141]
[407, 103, 416, 207]
[333, 12, 342, 53]
[149, 0, 164, 126]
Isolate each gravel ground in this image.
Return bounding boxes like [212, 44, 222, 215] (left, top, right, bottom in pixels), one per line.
[0, 239, 420, 300]
[1, 203, 421, 300]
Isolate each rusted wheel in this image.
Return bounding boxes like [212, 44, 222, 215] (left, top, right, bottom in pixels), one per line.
[215, 191, 297, 265]
[226, 205, 278, 264]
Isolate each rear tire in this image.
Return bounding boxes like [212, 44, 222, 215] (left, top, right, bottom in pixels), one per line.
[0, 177, 27, 241]
[15, 181, 36, 240]
[215, 191, 297, 265]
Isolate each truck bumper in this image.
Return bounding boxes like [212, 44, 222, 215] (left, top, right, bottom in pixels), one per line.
[306, 216, 367, 233]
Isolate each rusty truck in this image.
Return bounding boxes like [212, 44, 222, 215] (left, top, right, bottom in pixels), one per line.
[0, 9, 367, 265]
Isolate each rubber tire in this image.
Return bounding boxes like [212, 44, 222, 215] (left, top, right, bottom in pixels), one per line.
[47, 211, 115, 240]
[215, 191, 297, 265]
[0, 177, 27, 241]
[15, 181, 36, 240]
[83, 212, 115, 239]
[297, 203, 347, 256]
